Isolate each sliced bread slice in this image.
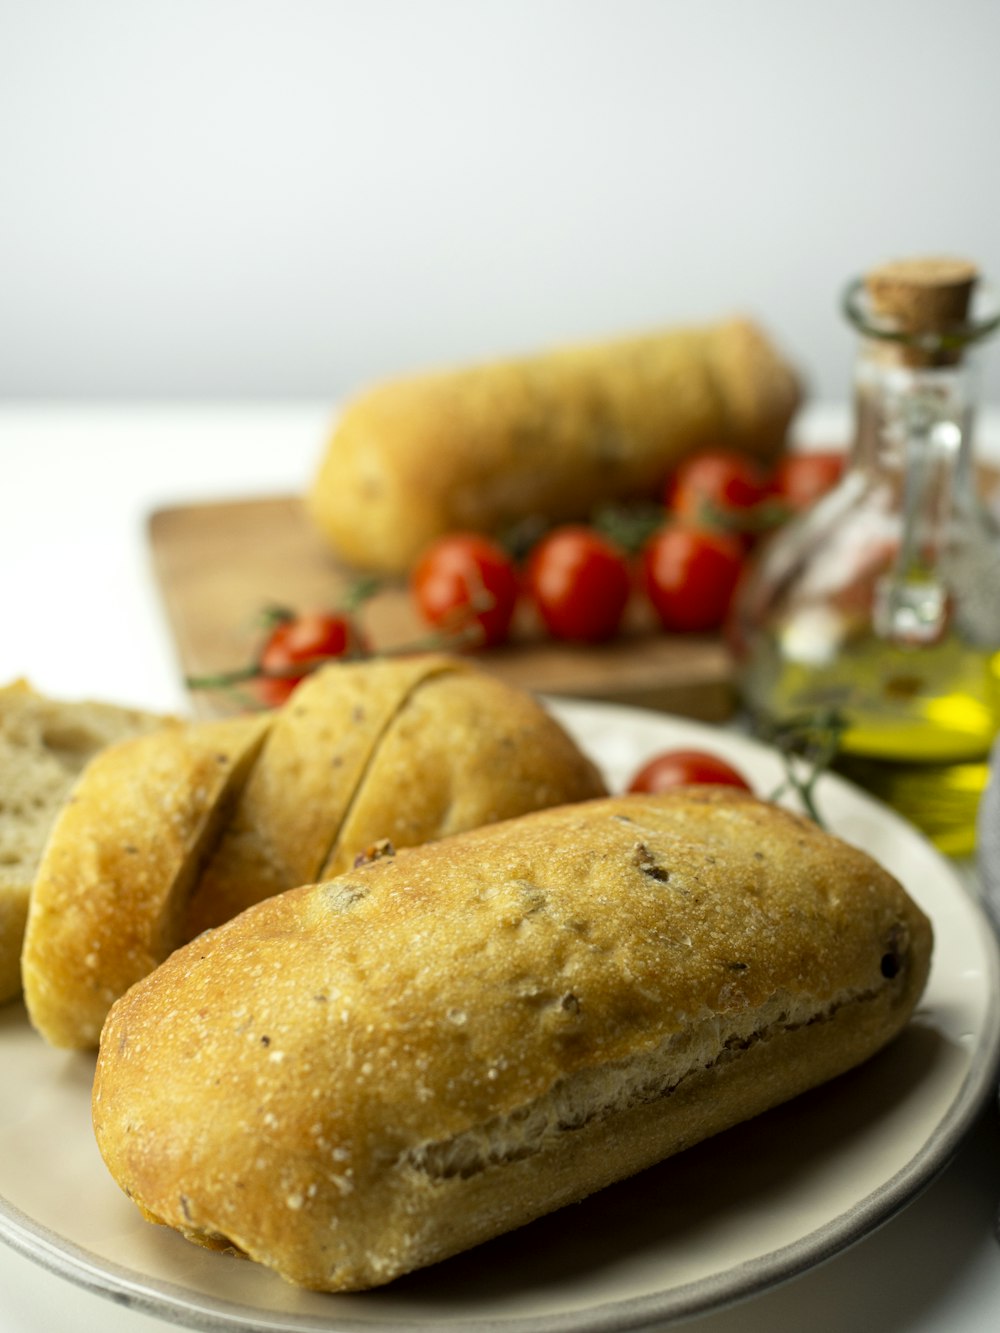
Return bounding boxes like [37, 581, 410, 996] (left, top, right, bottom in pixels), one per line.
[21, 711, 271, 1048]
[0, 680, 167, 1005]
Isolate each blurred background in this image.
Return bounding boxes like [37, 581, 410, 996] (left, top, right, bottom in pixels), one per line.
[2, 0, 999, 409]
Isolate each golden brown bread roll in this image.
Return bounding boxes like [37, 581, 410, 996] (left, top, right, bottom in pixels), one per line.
[92, 788, 932, 1292]
[22, 655, 605, 1049]
[307, 318, 802, 572]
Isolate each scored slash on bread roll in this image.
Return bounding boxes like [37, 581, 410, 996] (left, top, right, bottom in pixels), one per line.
[21, 713, 271, 1049]
[182, 654, 461, 939]
[307, 318, 802, 573]
[0, 680, 167, 1005]
[92, 788, 933, 1293]
[321, 668, 609, 877]
[23, 655, 606, 1048]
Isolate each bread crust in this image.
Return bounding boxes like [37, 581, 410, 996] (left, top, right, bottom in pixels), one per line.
[93, 788, 932, 1291]
[306, 319, 801, 572]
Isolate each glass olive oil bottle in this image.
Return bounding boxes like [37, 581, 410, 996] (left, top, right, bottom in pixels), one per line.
[731, 258, 1000, 855]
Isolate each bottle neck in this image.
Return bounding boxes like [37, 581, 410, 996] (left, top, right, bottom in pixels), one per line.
[848, 340, 982, 646]
[850, 339, 979, 499]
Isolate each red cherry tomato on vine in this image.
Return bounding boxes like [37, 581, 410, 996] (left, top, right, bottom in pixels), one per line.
[411, 532, 519, 649]
[627, 748, 753, 794]
[667, 449, 770, 533]
[526, 525, 631, 642]
[640, 525, 745, 633]
[256, 611, 365, 706]
[770, 450, 846, 512]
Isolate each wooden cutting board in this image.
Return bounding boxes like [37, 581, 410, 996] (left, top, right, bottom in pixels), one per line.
[148, 495, 736, 721]
[148, 466, 1000, 721]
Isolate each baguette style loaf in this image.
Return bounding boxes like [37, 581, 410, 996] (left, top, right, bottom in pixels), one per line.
[23, 655, 605, 1048]
[93, 788, 932, 1292]
[307, 318, 802, 573]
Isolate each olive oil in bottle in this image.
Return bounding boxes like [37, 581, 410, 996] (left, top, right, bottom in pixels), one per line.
[731, 257, 1000, 856]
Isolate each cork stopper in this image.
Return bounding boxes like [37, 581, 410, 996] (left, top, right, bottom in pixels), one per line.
[864, 256, 979, 365]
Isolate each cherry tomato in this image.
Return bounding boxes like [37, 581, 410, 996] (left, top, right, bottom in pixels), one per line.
[526, 525, 631, 642]
[411, 532, 519, 649]
[640, 525, 745, 632]
[667, 449, 770, 534]
[256, 611, 365, 706]
[770, 450, 846, 511]
[627, 748, 753, 794]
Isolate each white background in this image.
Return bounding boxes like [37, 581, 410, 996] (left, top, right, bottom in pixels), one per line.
[2, 0, 1000, 406]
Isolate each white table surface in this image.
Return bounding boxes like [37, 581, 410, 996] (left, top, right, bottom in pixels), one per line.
[1, 401, 999, 1333]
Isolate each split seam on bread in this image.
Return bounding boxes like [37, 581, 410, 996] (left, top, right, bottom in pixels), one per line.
[402, 982, 889, 1183]
[316, 657, 464, 878]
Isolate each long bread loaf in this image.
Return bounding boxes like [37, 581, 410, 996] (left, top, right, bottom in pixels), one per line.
[92, 787, 932, 1292]
[307, 318, 801, 573]
[22, 655, 605, 1048]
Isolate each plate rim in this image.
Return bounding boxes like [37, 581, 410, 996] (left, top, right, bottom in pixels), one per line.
[2, 697, 999, 1333]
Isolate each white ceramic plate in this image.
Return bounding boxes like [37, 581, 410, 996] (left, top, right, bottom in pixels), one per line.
[2, 699, 999, 1333]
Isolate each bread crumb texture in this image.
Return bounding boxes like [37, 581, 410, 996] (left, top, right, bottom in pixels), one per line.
[93, 788, 932, 1292]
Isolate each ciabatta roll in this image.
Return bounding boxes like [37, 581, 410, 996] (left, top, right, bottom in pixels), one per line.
[92, 787, 932, 1291]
